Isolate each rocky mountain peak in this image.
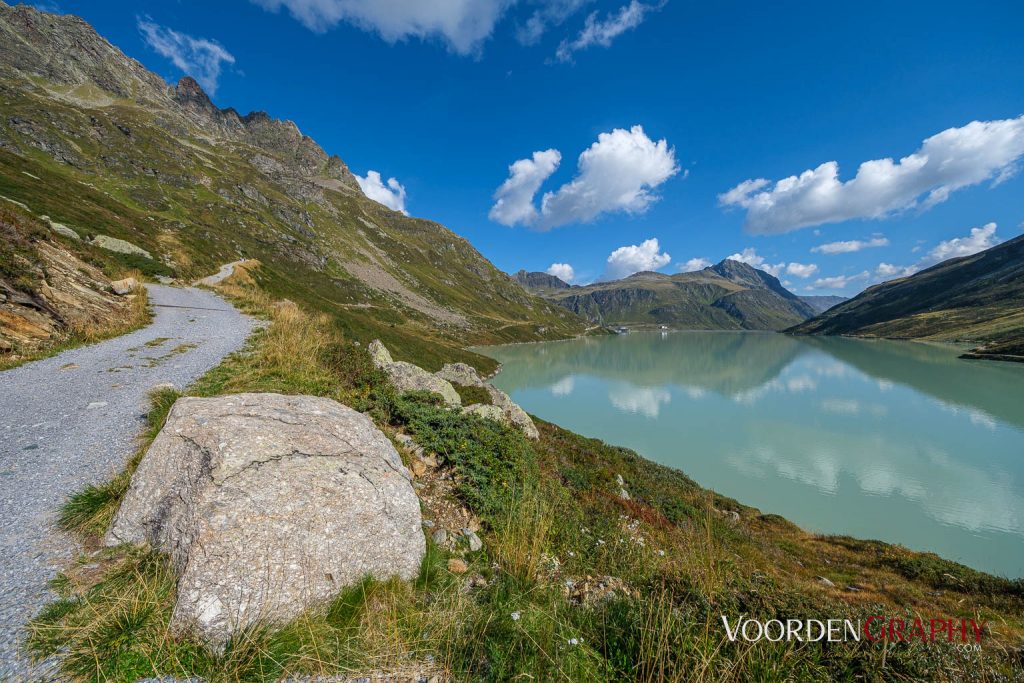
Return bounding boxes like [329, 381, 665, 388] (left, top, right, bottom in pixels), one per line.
[710, 258, 759, 280]
[513, 270, 571, 291]
[175, 76, 210, 103]
[710, 258, 794, 297]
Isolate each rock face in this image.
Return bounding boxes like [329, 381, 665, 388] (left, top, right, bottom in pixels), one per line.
[1, 209, 131, 352]
[368, 339, 461, 407]
[106, 393, 426, 645]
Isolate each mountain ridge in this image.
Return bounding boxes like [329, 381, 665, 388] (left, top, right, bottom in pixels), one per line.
[788, 234, 1024, 361]
[516, 259, 817, 331]
[0, 1, 587, 369]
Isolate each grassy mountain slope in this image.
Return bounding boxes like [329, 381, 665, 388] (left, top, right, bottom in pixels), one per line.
[789, 234, 1024, 361]
[0, 2, 585, 372]
[533, 259, 815, 331]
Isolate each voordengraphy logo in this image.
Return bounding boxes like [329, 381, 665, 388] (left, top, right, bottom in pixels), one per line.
[721, 616, 987, 644]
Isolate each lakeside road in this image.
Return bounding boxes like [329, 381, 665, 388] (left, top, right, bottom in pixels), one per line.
[0, 284, 255, 680]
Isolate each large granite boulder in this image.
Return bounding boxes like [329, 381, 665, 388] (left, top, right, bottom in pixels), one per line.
[368, 340, 461, 407]
[106, 393, 425, 645]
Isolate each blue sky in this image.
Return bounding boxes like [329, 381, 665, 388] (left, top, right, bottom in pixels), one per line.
[33, 0, 1024, 293]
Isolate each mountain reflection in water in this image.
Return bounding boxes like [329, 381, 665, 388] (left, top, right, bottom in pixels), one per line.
[478, 331, 1024, 578]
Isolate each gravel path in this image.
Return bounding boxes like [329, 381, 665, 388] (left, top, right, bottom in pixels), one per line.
[0, 284, 255, 680]
[192, 259, 248, 287]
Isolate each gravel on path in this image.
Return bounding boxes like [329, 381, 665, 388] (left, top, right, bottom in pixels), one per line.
[0, 284, 255, 680]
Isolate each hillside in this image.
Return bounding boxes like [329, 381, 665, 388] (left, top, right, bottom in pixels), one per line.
[789, 234, 1024, 361]
[0, 2, 585, 371]
[531, 259, 816, 331]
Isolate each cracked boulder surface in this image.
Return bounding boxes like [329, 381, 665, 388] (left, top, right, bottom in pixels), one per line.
[106, 392, 425, 646]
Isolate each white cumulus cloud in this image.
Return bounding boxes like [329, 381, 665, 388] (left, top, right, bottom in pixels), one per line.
[490, 125, 679, 229]
[928, 222, 1000, 262]
[554, 0, 657, 62]
[488, 149, 561, 226]
[871, 222, 1001, 283]
[355, 170, 407, 213]
[875, 262, 919, 279]
[138, 17, 235, 95]
[545, 262, 575, 282]
[720, 115, 1024, 234]
[678, 257, 711, 272]
[811, 235, 890, 254]
[809, 271, 869, 290]
[786, 262, 818, 278]
[602, 237, 670, 280]
[252, 0, 511, 55]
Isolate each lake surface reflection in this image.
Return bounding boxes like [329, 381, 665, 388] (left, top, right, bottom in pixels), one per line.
[479, 332, 1024, 578]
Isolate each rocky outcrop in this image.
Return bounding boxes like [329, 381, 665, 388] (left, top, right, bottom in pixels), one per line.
[436, 362, 484, 387]
[106, 393, 426, 646]
[437, 360, 539, 439]
[369, 341, 538, 438]
[368, 340, 461, 407]
[482, 384, 539, 439]
[0, 209, 131, 353]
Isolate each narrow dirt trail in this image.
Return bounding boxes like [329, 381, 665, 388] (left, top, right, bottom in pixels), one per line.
[0, 284, 255, 680]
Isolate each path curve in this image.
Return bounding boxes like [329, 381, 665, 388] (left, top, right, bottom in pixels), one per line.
[192, 259, 248, 287]
[0, 284, 255, 680]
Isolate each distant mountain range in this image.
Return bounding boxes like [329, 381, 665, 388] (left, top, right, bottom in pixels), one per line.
[789, 234, 1024, 361]
[514, 259, 817, 331]
[799, 295, 849, 314]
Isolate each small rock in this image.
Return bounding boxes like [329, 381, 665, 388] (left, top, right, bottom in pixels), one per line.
[367, 339, 393, 366]
[462, 528, 483, 552]
[447, 558, 468, 574]
[422, 520, 435, 529]
[815, 576, 836, 588]
[410, 459, 426, 477]
[91, 234, 152, 259]
[615, 474, 630, 500]
[87, 401, 108, 409]
[432, 529, 448, 544]
[110, 277, 138, 295]
[470, 575, 488, 588]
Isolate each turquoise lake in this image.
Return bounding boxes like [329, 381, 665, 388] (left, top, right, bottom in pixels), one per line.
[478, 331, 1024, 578]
